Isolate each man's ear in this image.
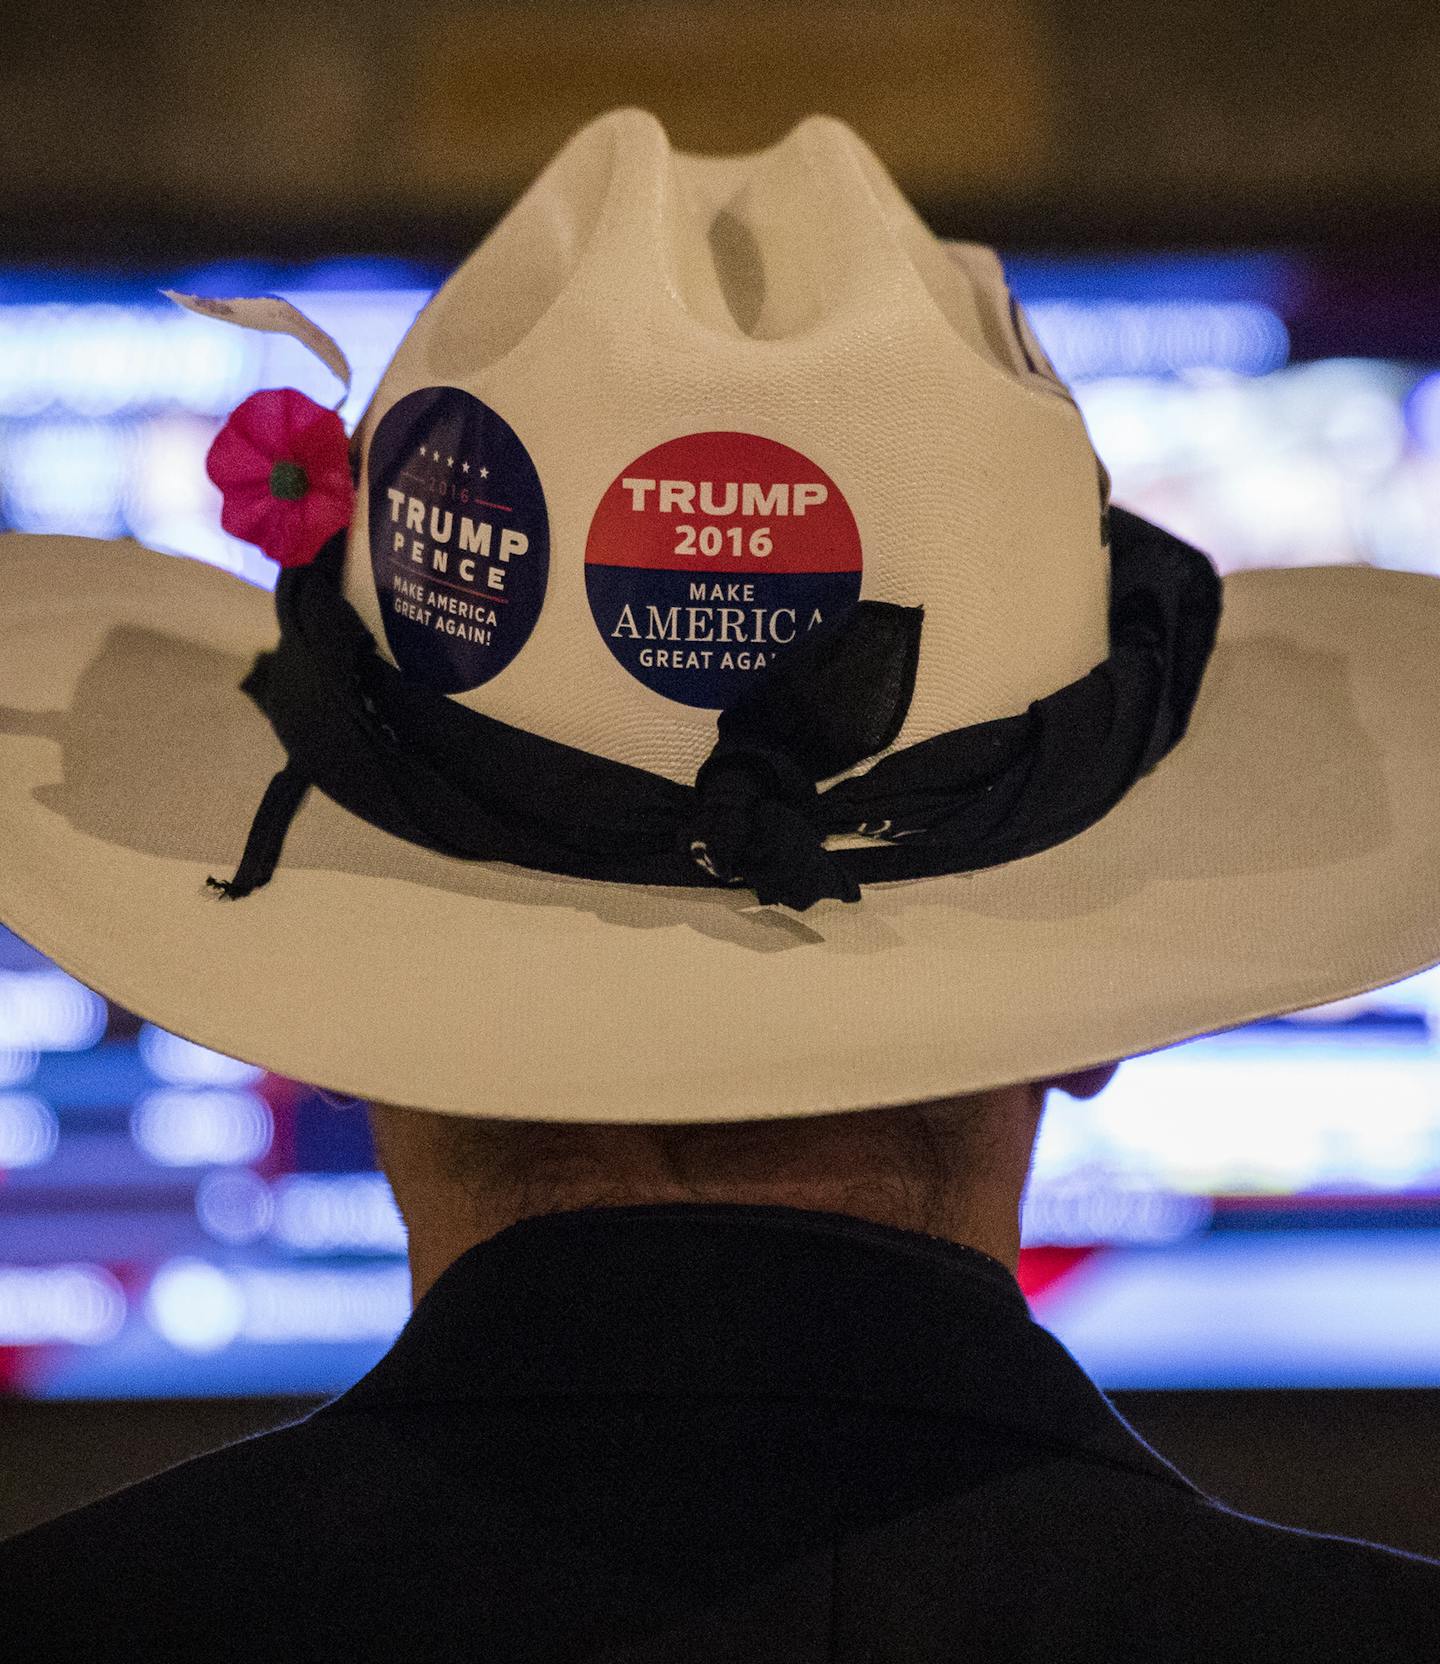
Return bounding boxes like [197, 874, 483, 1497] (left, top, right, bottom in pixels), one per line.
[1046, 1061, 1121, 1100]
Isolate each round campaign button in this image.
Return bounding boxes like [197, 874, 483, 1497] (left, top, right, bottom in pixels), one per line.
[368, 386, 549, 694]
[584, 431, 863, 708]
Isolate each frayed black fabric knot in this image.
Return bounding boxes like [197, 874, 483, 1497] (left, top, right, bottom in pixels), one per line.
[686, 745, 861, 910]
[679, 600, 923, 907]
[205, 758, 311, 899]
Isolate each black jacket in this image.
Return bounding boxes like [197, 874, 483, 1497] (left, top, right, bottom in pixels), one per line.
[4, 1202, 1438, 1661]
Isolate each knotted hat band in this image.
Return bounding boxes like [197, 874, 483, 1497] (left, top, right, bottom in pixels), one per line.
[206, 507, 1221, 911]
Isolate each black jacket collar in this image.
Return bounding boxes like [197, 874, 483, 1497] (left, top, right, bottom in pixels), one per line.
[326, 1202, 1197, 1496]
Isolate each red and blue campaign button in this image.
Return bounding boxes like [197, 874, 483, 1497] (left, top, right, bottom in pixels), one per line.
[368, 386, 550, 694]
[585, 431, 863, 708]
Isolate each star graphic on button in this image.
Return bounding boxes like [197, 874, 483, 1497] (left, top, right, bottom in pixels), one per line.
[461, 460, 470, 473]
[447, 456, 454, 468]
[479, 466, 489, 479]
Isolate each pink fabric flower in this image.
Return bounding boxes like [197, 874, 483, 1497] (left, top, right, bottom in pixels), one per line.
[206, 388, 354, 568]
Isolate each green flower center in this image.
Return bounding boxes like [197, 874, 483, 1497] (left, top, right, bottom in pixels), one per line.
[268, 460, 309, 501]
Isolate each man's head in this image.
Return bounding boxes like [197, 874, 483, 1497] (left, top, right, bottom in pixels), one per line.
[368, 1062, 1118, 1299]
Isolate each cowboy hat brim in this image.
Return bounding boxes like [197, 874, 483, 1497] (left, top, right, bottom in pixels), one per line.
[2, 530, 1438, 1123]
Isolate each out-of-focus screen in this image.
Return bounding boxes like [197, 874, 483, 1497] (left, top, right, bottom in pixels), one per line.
[2, 252, 1438, 1397]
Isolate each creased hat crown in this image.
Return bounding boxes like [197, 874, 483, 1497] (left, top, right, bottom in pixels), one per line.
[343, 107, 1107, 785]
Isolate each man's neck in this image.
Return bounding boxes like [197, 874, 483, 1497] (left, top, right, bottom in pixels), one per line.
[399, 1191, 1023, 1304]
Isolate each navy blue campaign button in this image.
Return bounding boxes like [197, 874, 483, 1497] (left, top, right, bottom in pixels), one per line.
[368, 386, 550, 694]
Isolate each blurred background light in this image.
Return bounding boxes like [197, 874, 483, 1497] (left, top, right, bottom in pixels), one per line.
[234, 1267, 412, 1343]
[1025, 299, 1288, 379]
[0, 1094, 60, 1169]
[0, 971, 108, 1052]
[1022, 1181, 1214, 1248]
[0, 1265, 127, 1346]
[138, 1025, 266, 1088]
[145, 1259, 245, 1354]
[269, 1174, 407, 1255]
[1030, 1041, 1440, 1198]
[195, 1169, 275, 1246]
[142, 1258, 411, 1354]
[3, 421, 130, 539]
[0, 305, 248, 418]
[130, 1089, 274, 1168]
[1405, 370, 1440, 450]
[0, 1049, 39, 1089]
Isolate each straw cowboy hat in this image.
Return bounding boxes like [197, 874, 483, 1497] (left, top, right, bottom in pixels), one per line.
[2, 109, 1437, 1123]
